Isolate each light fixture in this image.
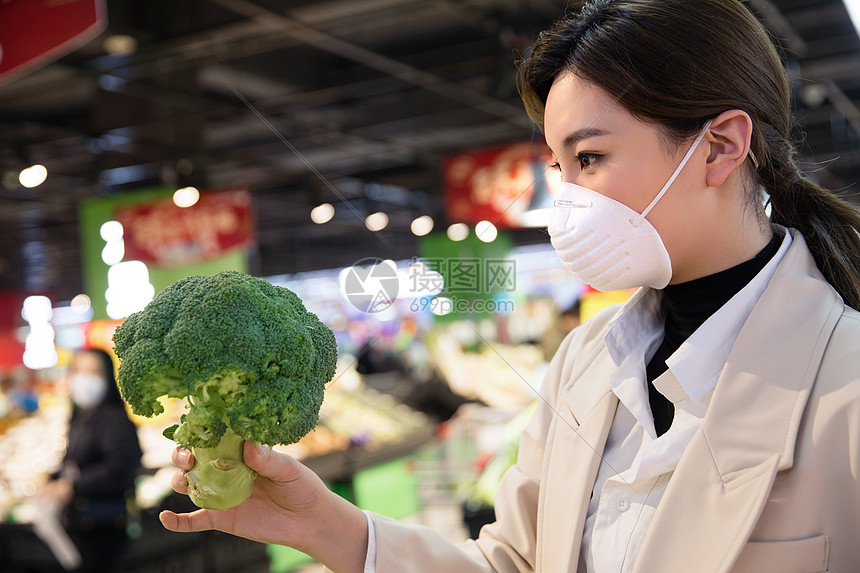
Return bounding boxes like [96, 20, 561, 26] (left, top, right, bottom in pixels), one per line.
[475, 220, 498, 243]
[70, 294, 92, 314]
[21, 296, 57, 370]
[103, 34, 138, 56]
[446, 223, 469, 241]
[365, 211, 389, 232]
[100, 220, 124, 265]
[173, 186, 200, 208]
[411, 215, 435, 236]
[99, 220, 123, 242]
[105, 261, 155, 320]
[846, 0, 860, 35]
[19, 165, 47, 188]
[311, 203, 335, 224]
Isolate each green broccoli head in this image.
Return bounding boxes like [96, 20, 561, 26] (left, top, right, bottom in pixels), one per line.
[113, 271, 337, 510]
[113, 271, 337, 448]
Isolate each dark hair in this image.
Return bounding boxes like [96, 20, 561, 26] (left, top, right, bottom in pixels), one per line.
[562, 299, 582, 319]
[518, 0, 860, 309]
[75, 347, 125, 407]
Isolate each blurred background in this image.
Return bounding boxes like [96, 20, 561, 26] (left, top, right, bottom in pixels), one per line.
[0, 0, 858, 571]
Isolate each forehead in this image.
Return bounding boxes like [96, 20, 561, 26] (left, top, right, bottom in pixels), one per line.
[544, 70, 626, 149]
[73, 352, 103, 373]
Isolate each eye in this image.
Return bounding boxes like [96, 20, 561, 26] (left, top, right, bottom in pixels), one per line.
[548, 161, 561, 172]
[576, 152, 599, 170]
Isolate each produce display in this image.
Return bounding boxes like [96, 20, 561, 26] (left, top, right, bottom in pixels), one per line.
[113, 271, 337, 510]
[428, 332, 544, 409]
[0, 406, 68, 520]
[320, 386, 429, 449]
[467, 402, 536, 508]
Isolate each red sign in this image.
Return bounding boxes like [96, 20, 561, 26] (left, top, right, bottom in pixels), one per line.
[0, 292, 25, 369]
[115, 188, 255, 266]
[443, 141, 560, 229]
[0, 0, 106, 87]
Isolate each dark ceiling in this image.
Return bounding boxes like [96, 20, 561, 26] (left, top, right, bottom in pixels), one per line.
[0, 0, 858, 303]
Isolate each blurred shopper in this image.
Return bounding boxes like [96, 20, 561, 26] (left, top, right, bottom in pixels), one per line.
[539, 299, 581, 361]
[41, 348, 141, 573]
[157, 1, 860, 571]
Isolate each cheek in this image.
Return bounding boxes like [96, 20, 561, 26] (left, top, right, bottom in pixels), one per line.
[642, 165, 708, 265]
[585, 153, 666, 213]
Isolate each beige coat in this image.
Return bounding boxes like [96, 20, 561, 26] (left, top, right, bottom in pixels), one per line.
[370, 230, 860, 573]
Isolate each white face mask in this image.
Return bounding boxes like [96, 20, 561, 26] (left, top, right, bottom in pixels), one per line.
[548, 120, 712, 292]
[69, 373, 108, 409]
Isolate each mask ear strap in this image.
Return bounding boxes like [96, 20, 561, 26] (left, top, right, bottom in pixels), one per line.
[631, 119, 714, 227]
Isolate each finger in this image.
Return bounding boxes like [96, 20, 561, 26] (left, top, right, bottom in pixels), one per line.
[171, 470, 189, 495]
[172, 446, 194, 470]
[243, 441, 300, 481]
[159, 509, 219, 533]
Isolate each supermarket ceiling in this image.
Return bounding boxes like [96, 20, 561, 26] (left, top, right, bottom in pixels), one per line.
[0, 0, 858, 302]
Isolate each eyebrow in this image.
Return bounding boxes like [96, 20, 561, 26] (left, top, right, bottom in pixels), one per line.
[548, 127, 611, 156]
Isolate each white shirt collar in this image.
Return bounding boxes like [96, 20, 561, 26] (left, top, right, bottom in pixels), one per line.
[604, 226, 793, 425]
[666, 227, 792, 402]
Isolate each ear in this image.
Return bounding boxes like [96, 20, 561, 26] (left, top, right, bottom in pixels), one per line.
[704, 110, 753, 188]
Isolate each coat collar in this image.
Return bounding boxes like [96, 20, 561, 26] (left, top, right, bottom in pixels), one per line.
[635, 230, 843, 571]
[700, 229, 842, 476]
[549, 230, 843, 573]
[562, 229, 842, 476]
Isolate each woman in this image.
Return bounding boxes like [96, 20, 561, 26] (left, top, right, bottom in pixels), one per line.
[159, 1, 860, 571]
[42, 348, 142, 572]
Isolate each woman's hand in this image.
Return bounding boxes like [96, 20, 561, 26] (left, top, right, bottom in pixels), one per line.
[160, 442, 368, 573]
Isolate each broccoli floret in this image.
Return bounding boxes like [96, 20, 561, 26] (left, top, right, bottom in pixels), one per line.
[113, 271, 337, 510]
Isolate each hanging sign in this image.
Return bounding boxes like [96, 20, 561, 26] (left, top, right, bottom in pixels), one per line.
[114, 188, 255, 266]
[443, 141, 560, 229]
[0, 0, 107, 86]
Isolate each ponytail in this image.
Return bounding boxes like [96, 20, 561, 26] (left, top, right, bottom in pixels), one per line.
[755, 123, 860, 310]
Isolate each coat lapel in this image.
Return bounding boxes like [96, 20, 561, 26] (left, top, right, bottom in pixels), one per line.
[537, 345, 618, 573]
[633, 231, 844, 573]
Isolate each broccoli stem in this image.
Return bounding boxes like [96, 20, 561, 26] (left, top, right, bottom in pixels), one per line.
[185, 427, 257, 510]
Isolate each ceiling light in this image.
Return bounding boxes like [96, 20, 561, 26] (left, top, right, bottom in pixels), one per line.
[173, 186, 200, 208]
[70, 294, 92, 314]
[446, 223, 469, 242]
[311, 203, 335, 224]
[475, 220, 498, 243]
[99, 220, 124, 242]
[103, 34, 138, 56]
[19, 164, 47, 188]
[365, 211, 389, 232]
[411, 215, 434, 236]
[101, 241, 125, 265]
[846, 0, 860, 34]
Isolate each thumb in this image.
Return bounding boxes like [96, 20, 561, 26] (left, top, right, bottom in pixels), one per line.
[243, 441, 301, 481]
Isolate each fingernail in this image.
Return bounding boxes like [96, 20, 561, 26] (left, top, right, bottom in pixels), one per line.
[177, 450, 190, 465]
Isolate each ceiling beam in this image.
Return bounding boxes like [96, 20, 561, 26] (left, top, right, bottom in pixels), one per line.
[206, 0, 530, 128]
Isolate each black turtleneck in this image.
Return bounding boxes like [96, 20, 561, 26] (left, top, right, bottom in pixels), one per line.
[646, 233, 782, 437]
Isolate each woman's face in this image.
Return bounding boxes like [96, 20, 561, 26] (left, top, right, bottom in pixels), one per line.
[543, 71, 711, 281]
[68, 352, 109, 409]
[70, 352, 104, 378]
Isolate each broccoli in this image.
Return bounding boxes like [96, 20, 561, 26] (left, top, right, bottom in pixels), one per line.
[113, 271, 337, 510]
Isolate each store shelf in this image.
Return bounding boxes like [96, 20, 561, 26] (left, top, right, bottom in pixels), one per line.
[302, 421, 438, 483]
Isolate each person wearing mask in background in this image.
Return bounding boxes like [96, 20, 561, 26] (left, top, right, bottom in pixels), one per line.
[41, 348, 142, 573]
[539, 299, 582, 362]
[157, 1, 860, 571]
